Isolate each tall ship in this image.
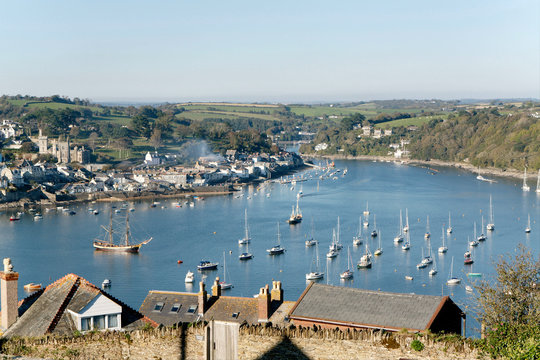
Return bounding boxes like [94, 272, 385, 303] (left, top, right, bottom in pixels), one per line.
[287, 198, 303, 224]
[93, 211, 152, 253]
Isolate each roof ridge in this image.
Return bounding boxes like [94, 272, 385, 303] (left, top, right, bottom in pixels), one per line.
[46, 277, 80, 333]
[313, 283, 443, 298]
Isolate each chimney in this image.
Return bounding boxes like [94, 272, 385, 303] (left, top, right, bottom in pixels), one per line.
[0, 258, 19, 329]
[211, 277, 221, 297]
[198, 281, 207, 316]
[271, 281, 283, 303]
[257, 284, 271, 322]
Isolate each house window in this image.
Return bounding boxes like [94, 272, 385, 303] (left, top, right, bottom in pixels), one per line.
[94, 315, 106, 330]
[153, 302, 164, 312]
[108, 314, 118, 328]
[170, 303, 181, 313]
[232, 312, 239, 319]
[81, 317, 91, 331]
[187, 305, 197, 314]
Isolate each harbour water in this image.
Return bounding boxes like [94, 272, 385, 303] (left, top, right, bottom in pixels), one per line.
[1, 159, 539, 335]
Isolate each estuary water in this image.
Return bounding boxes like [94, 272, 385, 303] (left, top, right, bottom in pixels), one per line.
[1, 159, 539, 335]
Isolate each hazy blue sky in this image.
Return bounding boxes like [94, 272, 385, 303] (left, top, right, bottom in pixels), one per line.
[1, 0, 538, 102]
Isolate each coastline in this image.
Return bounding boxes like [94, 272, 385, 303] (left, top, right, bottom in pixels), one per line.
[302, 153, 532, 182]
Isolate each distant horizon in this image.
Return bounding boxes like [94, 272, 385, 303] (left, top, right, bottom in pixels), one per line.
[1, 1, 538, 101]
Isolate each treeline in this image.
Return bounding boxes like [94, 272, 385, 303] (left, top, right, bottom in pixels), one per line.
[408, 109, 540, 170]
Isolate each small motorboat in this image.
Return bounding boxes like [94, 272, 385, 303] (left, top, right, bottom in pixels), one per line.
[185, 271, 194, 283]
[24, 283, 42, 291]
[34, 213, 43, 220]
[93, 210, 99, 215]
[405, 276, 413, 281]
[177, 260, 183, 264]
[9, 215, 20, 221]
[197, 260, 219, 270]
[102, 279, 111, 287]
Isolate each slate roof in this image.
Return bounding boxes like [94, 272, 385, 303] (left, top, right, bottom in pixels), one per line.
[139, 290, 288, 327]
[2, 274, 156, 338]
[288, 283, 460, 331]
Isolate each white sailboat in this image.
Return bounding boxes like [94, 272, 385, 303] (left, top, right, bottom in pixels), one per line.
[417, 248, 428, 269]
[447, 212, 453, 234]
[357, 243, 372, 268]
[424, 215, 431, 239]
[327, 229, 339, 258]
[184, 270, 194, 283]
[522, 167, 530, 192]
[267, 222, 285, 255]
[477, 216, 487, 241]
[403, 208, 409, 233]
[536, 169, 540, 193]
[340, 247, 354, 279]
[306, 242, 324, 280]
[363, 201, 370, 216]
[486, 195, 495, 231]
[525, 214, 531, 233]
[220, 252, 233, 290]
[438, 227, 448, 253]
[374, 230, 383, 256]
[402, 230, 411, 251]
[305, 218, 318, 247]
[238, 209, 251, 245]
[394, 209, 404, 243]
[239, 238, 253, 260]
[353, 216, 363, 246]
[363, 213, 369, 228]
[447, 257, 461, 285]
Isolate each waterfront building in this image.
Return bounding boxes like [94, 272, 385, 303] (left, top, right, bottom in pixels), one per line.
[288, 283, 465, 335]
[0, 263, 155, 337]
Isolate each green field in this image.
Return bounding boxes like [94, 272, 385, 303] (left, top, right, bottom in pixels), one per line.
[375, 114, 448, 129]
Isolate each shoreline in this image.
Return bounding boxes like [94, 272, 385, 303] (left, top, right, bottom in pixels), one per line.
[302, 154, 532, 182]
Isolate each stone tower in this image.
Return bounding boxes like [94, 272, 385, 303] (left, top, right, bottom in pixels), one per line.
[37, 129, 48, 154]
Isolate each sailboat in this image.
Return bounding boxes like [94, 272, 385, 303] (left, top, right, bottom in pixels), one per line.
[464, 242, 474, 265]
[93, 211, 152, 253]
[447, 257, 461, 285]
[522, 167, 530, 192]
[438, 227, 448, 253]
[402, 230, 411, 251]
[220, 252, 233, 290]
[363, 213, 369, 228]
[286, 198, 302, 224]
[357, 243, 372, 269]
[477, 216, 487, 241]
[486, 195, 495, 231]
[424, 216, 431, 239]
[363, 201, 370, 216]
[306, 242, 324, 280]
[239, 240, 253, 260]
[353, 216, 363, 246]
[305, 218, 318, 247]
[447, 212, 453, 234]
[536, 169, 540, 193]
[394, 210, 404, 243]
[327, 229, 339, 258]
[403, 208, 409, 233]
[525, 214, 531, 233]
[340, 247, 354, 279]
[470, 224, 479, 247]
[429, 251, 438, 276]
[374, 231, 383, 256]
[417, 248, 428, 269]
[267, 222, 285, 255]
[238, 209, 251, 244]
[371, 215, 378, 237]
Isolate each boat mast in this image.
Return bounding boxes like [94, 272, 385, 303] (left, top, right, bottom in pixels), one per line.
[244, 209, 249, 240]
[109, 210, 114, 244]
[125, 212, 130, 246]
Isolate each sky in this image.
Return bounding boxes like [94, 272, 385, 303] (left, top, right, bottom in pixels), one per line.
[1, 0, 539, 103]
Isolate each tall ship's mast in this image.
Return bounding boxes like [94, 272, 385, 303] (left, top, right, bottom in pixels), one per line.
[93, 210, 152, 253]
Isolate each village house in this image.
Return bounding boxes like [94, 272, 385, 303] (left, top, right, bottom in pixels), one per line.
[139, 279, 292, 327]
[0, 259, 156, 337]
[288, 283, 465, 335]
[144, 151, 162, 166]
[0, 120, 23, 139]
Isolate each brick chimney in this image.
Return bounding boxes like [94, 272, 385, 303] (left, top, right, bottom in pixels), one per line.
[271, 281, 283, 303]
[257, 284, 271, 322]
[211, 277, 221, 297]
[198, 281, 207, 316]
[0, 258, 19, 329]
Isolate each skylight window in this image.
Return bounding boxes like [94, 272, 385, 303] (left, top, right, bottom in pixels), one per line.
[187, 305, 198, 314]
[170, 303, 181, 313]
[232, 312, 239, 319]
[153, 302, 164, 312]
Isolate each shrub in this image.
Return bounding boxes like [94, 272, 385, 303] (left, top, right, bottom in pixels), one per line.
[411, 339, 424, 351]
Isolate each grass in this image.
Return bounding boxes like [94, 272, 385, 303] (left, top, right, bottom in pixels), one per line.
[180, 104, 278, 113]
[93, 114, 131, 125]
[375, 114, 448, 129]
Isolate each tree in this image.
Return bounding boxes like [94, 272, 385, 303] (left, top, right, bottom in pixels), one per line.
[20, 141, 36, 153]
[131, 114, 153, 138]
[473, 245, 539, 359]
[88, 132, 99, 152]
[150, 129, 162, 150]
